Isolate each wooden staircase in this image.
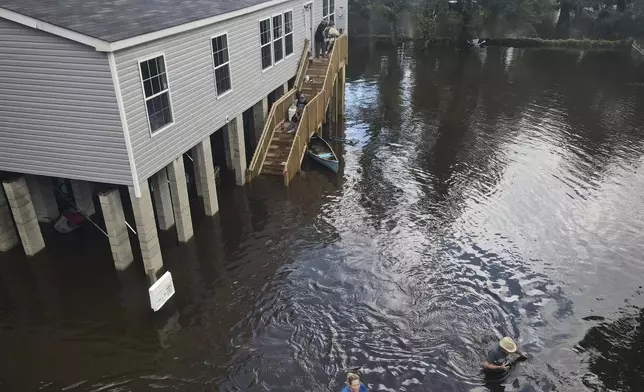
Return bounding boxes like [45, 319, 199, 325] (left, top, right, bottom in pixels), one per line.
[262, 124, 294, 175]
[246, 35, 348, 186]
[261, 58, 330, 176]
[300, 59, 329, 99]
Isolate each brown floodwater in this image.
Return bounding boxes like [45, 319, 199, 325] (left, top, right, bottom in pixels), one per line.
[1, 42, 644, 392]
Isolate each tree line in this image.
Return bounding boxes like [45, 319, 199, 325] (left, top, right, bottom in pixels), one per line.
[349, 0, 644, 44]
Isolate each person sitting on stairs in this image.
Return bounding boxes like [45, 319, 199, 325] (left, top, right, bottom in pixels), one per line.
[296, 92, 307, 110]
[282, 106, 303, 134]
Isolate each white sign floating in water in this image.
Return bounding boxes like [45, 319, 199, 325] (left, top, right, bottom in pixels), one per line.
[149, 271, 175, 312]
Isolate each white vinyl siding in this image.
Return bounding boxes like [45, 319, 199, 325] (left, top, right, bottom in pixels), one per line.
[211, 33, 232, 96]
[0, 18, 131, 185]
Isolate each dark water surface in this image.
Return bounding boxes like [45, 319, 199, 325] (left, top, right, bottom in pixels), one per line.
[2, 44, 644, 392]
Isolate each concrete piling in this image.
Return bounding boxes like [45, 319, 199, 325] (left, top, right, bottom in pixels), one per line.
[194, 138, 220, 216]
[253, 97, 269, 143]
[2, 177, 45, 256]
[129, 182, 164, 277]
[26, 176, 59, 223]
[98, 188, 134, 270]
[71, 180, 96, 217]
[0, 187, 20, 252]
[191, 146, 204, 197]
[167, 156, 194, 242]
[151, 169, 175, 231]
[227, 115, 247, 186]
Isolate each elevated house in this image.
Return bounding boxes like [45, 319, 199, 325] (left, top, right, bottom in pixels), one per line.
[0, 0, 348, 305]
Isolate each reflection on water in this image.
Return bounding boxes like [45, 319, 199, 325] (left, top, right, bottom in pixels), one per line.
[1, 42, 644, 391]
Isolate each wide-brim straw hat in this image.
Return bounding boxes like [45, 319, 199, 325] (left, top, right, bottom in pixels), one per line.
[500, 337, 517, 353]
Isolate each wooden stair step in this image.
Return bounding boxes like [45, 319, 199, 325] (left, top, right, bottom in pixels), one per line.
[273, 129, 295, 137]
[271, 138, 294, 145]
[306, 71, 327, 77]
[273, 130, 293, 137]
[307, 68, 328, 74]
[263, 164, 285, 173]
[264, 157, 285, 167]
[264, 157, 288, 169]
[267, 151, 289, 158]
[268, 147, 290, 155]
[272, 135, 295, 143]
[309, 60, 329, 67]
[306, 69, 327, 75]
[263, 167, 284, 176]
[271, 136, 293, 144]
[302, 83, 323, 89]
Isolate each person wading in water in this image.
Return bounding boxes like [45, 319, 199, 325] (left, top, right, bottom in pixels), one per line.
[482, 337, 528, 373]
[340, 372, 369, 392]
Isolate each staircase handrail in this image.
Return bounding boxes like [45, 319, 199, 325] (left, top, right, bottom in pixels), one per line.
[282, 34, 348, 186]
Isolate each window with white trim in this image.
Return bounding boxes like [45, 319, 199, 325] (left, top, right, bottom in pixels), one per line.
[211, 34, 231, 96]
[139, 55, 173, 133]
[284, 11, 294, 56]
[323, 0, 335, 22]
[272, 14, 284, 63]
[260, 18, 272, 69]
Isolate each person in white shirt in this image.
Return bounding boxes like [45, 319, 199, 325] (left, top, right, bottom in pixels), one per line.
[324, 21, 341, 56]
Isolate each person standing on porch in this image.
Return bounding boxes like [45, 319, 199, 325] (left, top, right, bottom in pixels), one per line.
[324, 20, 341, 56]
[315, 20, 327, 59]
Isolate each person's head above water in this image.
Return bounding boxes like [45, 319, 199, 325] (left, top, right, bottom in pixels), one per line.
[347, 372, 361, 392]
[499, 337, 517, 355]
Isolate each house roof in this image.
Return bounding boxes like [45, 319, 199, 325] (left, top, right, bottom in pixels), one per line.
[0, 0, 280, 46]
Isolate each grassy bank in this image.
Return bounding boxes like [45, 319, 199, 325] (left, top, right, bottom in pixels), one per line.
[352, 34, 632, 49]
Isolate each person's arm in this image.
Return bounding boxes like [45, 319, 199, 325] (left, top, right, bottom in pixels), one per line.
[515, 343, 528, 359]
[483, 360, 507, 371]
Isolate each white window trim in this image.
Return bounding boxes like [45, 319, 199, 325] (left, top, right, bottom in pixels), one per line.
[323, 0, 335, 21]
[259, 17, 273, 72]
[210, 32, 233, 99]
[271, 12, 285, 65]
[283, 9, 295, 58]
[137, 52, 175, 137]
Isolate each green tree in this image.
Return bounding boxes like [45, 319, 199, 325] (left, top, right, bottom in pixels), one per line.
[375, 0, 413, 44]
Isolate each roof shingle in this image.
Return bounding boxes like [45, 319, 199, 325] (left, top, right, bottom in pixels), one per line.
[0, 0, 274, 42]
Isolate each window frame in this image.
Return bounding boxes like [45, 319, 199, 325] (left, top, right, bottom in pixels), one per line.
[210, 32, 233, 99]
[271, 12, 284, 65]
[323, 0, 335, 22]
[259, 17, 273, 71]
[137, 53, 175, 136]
[283, 9, 294, 58]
